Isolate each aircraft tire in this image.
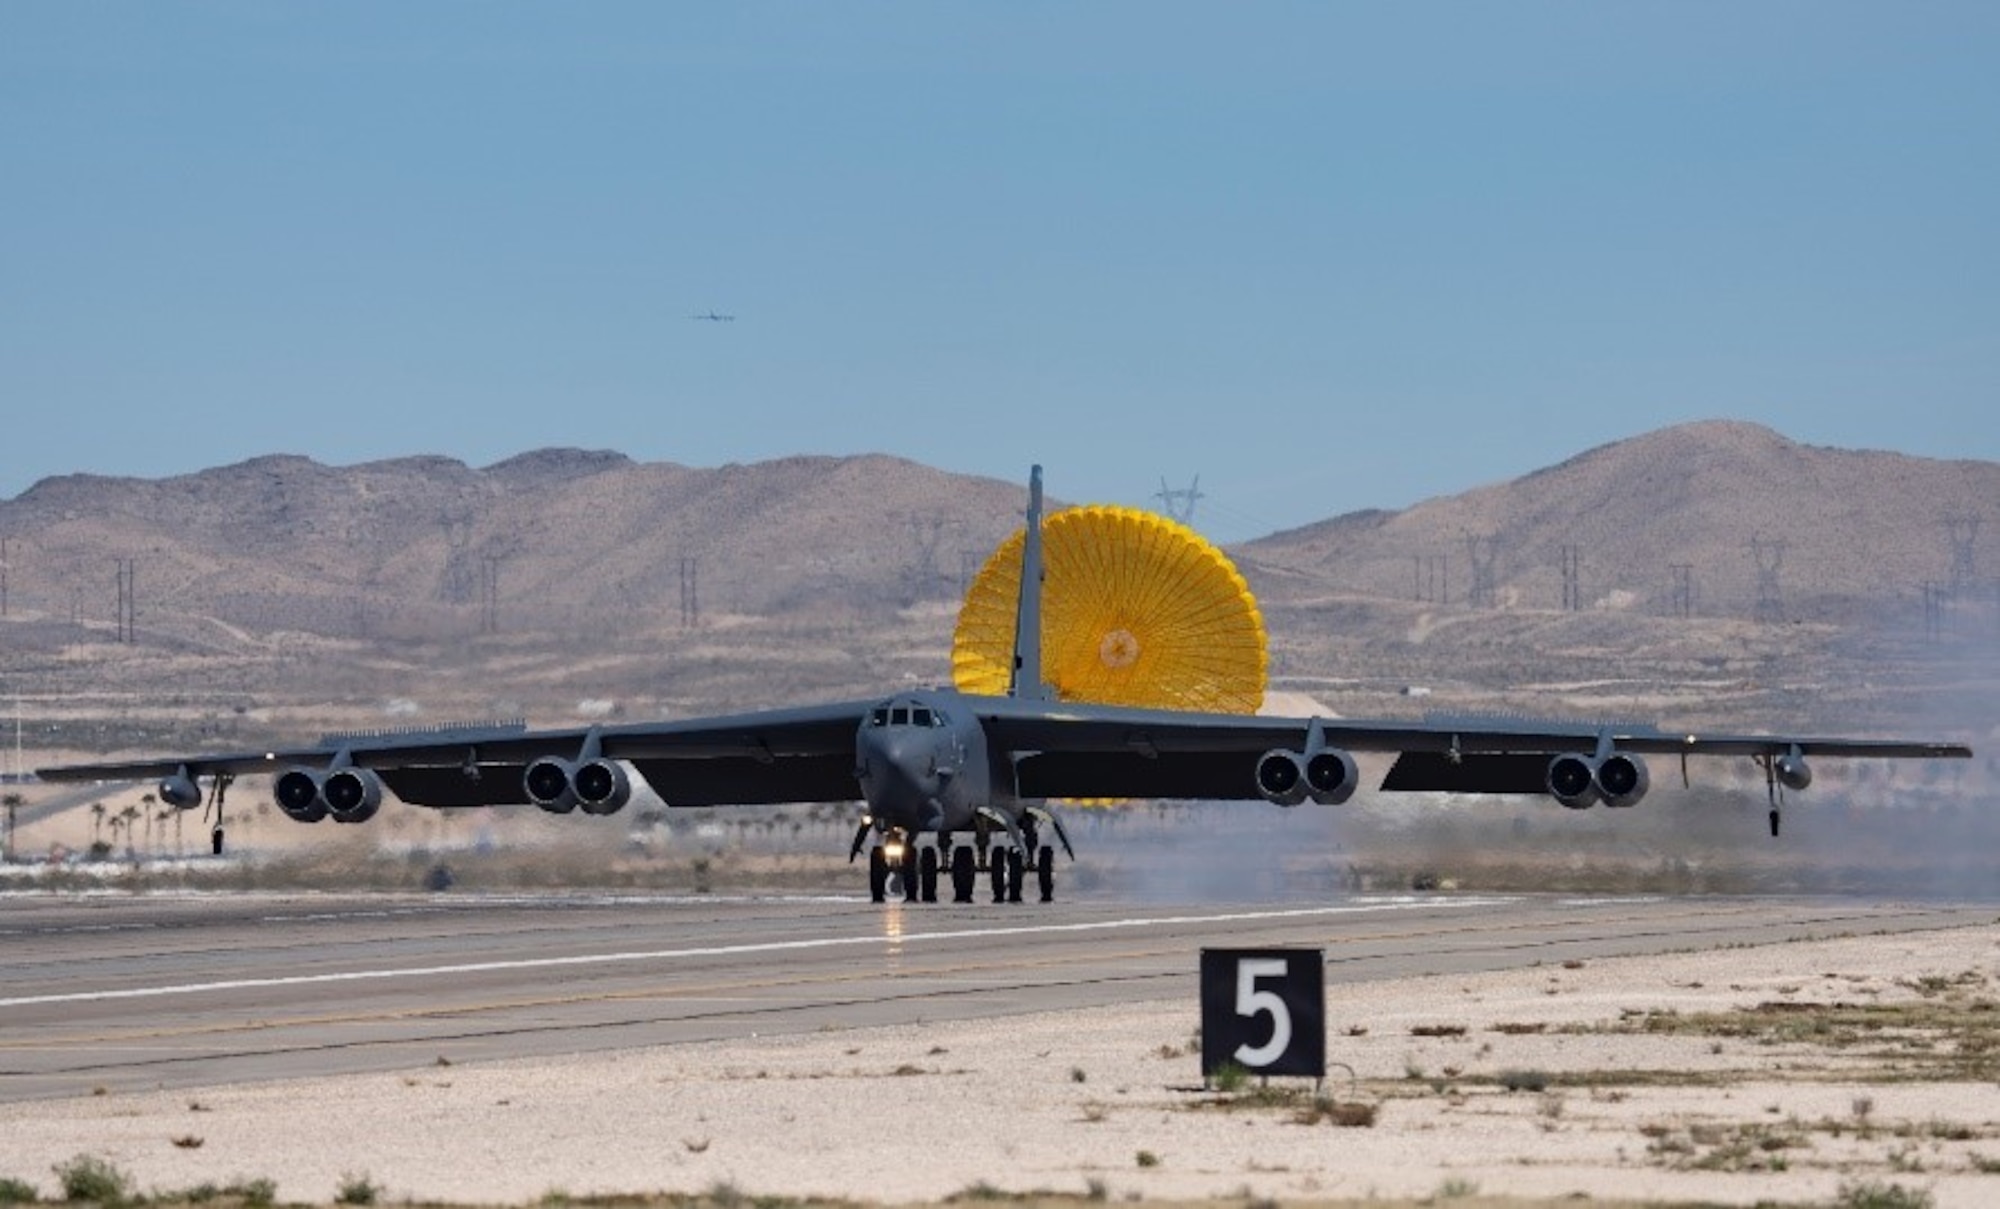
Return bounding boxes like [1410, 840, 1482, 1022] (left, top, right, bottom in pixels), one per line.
[901, 845, 920, 903]
[1007, 848, 1025, 904]
[951, 845, 975, 902]
[990, 848, 1008, 903]
[868, 846, 889, 903]
[919, 846, 939, 903]
[1037, 845, 1054, 903]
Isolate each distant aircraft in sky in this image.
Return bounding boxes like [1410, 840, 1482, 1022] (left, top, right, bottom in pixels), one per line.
[37, 469, 1972, 905]
[690, 311, 735, 322]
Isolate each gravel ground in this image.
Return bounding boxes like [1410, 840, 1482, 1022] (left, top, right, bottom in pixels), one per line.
[5, 921, 1999, 1207]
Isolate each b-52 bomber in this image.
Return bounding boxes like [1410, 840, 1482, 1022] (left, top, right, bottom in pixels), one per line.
[38, 468, 1972, 904]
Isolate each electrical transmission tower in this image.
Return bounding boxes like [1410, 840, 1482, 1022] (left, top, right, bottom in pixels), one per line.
[1922, 581, 1946, 642]
[1669, 563, 1695, 619]
[1558, 544, 1582, 612]
[1750, 537, 1786, 623]
[907, 516, 949, 599]
[1413, 554, 1448, 604]
[1945, 516, 1980, 593]
[479, 556, 501, 634]
[679, 557, 700, 629]
[438, 508, 476, 603]
[114, 558, 136, 643]
[1465, 534, 1499, 609]
[1154, 476, 1203, 525]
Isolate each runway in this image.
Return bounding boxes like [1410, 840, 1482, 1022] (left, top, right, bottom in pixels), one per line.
[0, 891, 1988, 1103]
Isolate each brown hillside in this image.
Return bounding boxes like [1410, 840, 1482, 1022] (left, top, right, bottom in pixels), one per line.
[1, 428, 1994, 761]
[0, 452, 1029, 644]
[1241, 420, 2000, 622]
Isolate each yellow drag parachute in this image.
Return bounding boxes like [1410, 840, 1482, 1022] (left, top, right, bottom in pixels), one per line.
[951, 505, 1267, 715]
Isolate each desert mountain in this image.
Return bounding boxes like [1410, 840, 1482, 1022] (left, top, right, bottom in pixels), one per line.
[0, 452, 1029, 643]
[1240, 421, 1998, 623]
[1, 422, 1995, 648]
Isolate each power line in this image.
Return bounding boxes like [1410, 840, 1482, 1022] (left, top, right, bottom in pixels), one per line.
[1558, 544, 1582, 612]
[1945, 516, 1980, 592]
[114, 558, 136, 643]
[1922, 580, 1946, 642]
[1751, 537, 1786, 623]
[1465, 534, 1499, 610]
[1669, 563, 1695, 620]
[1412, 553, 1448, 604]
[480, 556, 501, 634]
[679, 556, 699, 629]
[1154, 476, 1203, 525]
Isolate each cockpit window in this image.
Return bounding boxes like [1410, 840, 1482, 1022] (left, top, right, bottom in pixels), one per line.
[869, 707, 889, 728]
[911, 706, 934, 728]
[890, 706, 911, 726]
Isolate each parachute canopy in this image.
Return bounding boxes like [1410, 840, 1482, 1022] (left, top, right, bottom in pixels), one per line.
[951, 505, 1267, 715]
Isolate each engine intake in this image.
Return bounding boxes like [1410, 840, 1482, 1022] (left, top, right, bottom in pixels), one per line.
[1546, 753, 1600, 810]
[525, 757, 579, 813]
[324, 767, 384, 824]
[574, 758, 631, 816]
[1596, 752, 1650, 808]
[275, 768, 330, 823]
[1305, 748, 1359, 806]
[1775, 750, 1812, 791]
[1255, 750, 1309, 807]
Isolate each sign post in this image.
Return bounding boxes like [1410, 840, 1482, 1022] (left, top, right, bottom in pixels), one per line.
[1200, 947, 1325, 1079]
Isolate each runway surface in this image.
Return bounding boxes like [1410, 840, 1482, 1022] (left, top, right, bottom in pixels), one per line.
[1, 890, 1990, 1103]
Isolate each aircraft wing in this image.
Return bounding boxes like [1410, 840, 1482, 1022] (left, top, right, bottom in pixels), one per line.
[36, 701, 874, 808]
[967, 698, 1972, 800]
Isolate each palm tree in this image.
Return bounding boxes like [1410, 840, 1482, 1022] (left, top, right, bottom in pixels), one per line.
[141, 793, 156, 856]
[2, 792, 22, 862]
[120, 804, 141, 860]
[90, 802, 106, 845]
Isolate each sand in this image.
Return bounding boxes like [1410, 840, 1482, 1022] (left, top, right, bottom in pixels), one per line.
[5, 920, 2000, 1207]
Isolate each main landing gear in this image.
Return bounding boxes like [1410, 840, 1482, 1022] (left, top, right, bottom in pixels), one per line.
[863, 827, 1056, 905]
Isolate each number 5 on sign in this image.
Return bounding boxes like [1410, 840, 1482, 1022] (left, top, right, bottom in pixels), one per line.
[1200, 948, 1325, 1078]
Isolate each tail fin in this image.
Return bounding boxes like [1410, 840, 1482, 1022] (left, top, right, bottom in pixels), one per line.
[1008, 465, 1052, 700]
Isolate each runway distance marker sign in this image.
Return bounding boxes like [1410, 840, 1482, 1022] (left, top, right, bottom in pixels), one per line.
[1200, 947, 1325, 1078]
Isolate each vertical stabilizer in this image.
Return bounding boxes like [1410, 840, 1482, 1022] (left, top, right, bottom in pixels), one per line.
[1009, 465, 1052, 700]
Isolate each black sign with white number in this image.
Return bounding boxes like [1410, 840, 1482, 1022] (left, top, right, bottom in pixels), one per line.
[1200, 947, 1325, 1078]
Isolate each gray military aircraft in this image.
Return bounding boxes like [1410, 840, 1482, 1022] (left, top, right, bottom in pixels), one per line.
[37, 468, 1973, 904]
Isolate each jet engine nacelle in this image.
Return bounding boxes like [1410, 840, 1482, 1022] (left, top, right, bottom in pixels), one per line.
[1546, 751, 1650, 809]
[574, 758, 631, 816]
[324, 767, 384, 824]
[275, 768, 331, 823]
[525, 757, 579, 813]
[1255, 749, 1310, 807]
[1595, 752, 1650, 808]
[1546, 753, 1601, 810]
[1305, 748, 1359, 806]
[157, 772, 203, 810]
[1775, 751, 1813, 791]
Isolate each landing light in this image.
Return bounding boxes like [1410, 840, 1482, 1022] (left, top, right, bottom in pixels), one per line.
[883, 840, 906, 863]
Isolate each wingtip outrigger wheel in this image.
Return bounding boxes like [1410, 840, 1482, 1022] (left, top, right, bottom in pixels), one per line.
[1758, 752, 1783, 838]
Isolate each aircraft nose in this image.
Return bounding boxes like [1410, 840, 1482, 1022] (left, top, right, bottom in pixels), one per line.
[859, 730, 941, 801]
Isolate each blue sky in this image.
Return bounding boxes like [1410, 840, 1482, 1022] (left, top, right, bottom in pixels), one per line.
[3, 3, 1994, 542]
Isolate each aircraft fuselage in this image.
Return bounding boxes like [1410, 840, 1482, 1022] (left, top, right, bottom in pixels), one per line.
[852, 690, 1005, 838]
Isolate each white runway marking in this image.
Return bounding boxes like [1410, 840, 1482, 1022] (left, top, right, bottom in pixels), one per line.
[0, 896, 1511, 1009]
